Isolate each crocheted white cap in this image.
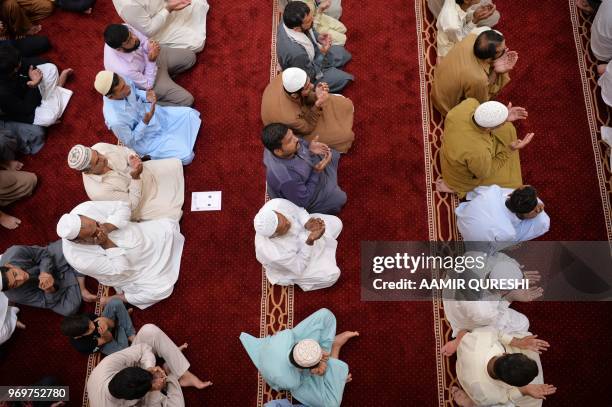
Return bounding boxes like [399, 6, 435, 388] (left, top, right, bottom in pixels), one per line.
[56, 213, 81, 240]
[474, 101, 508, 128]
[293, 339, 323, 368]
[253, 208, 279, 237]
[282, 67, 308, 93]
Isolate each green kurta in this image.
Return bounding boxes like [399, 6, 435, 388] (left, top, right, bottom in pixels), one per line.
[431, 33, 510, 116]
[441, 98, 522, 198]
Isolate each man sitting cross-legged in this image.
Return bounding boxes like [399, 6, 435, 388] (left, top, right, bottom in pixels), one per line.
[67, 143, 184, 222]
[57, 200, 184, 309]
[240, 308, 358, 407]
[61, 298, 135, 355]
[254, 198, 342, 291]
[87, 323, 212, 407]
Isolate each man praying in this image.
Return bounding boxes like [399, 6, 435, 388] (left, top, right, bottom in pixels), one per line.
[261, 67, 354, 153]
[67, 143, 184, 221]
[254, 198, 342, 291]
[240, 308, 357, 407]
[57, 200, 184, 309]
[95, 70, 201, 165]
[262, 123, 346, 215]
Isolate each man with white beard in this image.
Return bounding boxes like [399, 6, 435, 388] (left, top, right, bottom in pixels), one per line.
[56, 200, 183, 309]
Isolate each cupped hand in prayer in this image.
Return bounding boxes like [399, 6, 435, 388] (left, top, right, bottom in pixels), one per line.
[319, 34, 332, 54]
[493, 50, 518, 74]
[318, 0, 331, 12]
[521, 383, 557, 399]
[305, 217, 325, 231]
[522, 270, 542, 286]
[129, 155, 144, 179]
[510, 133, 534, 151]
[166, 0, 191, 12]
[440, 339, 459, 357]
[308, 135, 331, 155]
[143, 90, 158, 124]
[38, 272, 55, 292]
[513, 335, 550, 353]
[472, 4, 496, 24]
[314, 83, 330, 107]
[27, 66, 43, 88]
[148, 40, 161, 62]
[505, 286, 544, 303]
[505, 102, 528, 122]
[95, 317, 110, 335]
[313, 150, 332, 173]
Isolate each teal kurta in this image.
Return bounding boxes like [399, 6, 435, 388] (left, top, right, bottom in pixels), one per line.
[240, 308, 349, 407]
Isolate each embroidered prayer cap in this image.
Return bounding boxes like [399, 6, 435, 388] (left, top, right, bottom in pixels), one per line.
[474, 101, 508, 128]
[94, 70, 115, 96]
[253, 208, 279, 237]
[57, 213, 82, 240]
[292, 339, 323, 368]
[489, 258, 523, 283]
[67, 144, 93, 171]
[282, 67, 308, 93]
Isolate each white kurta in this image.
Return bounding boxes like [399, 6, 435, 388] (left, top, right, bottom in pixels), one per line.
[457, 328, 544, 407]
[591, 0, 612, 62]
[455, 185, 550, 252]
[443, 252, 529, 337]
[32, 64, 73, 127]
[0, 293, 18, 345]
[112, 0, 209, 52]
[83, 143, 184, 221]
[255, 198, 342, 291]
[61, 201, 184, 309]
[599, 61, 612, 107]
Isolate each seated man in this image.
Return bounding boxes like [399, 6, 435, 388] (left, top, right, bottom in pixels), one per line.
[94, 70, 200, 165]
[0, 0, 52, 38]
[0, 43, 73, 127]
[436, 0, 498, 59]
[456, 185, 550, 251]
[598, 61, 612, 107]
[111, 0, 209, 52]
[103, 24, 195, 107]
[0, 291, 25, 345]
[254, 198, 342, 291]
[591, 0, 612, 62]
[0, 240, 93, 315]
[240, 308, 357, 407]
[56, 200, 184, 309]
[431, 30, 516, 115]
[439, 99, 532, 198]
[443, 251, 542, 338]
[87, 323, 211, 407]
[277, 2, 353, 93]
[262, 124, 346, 215]
[291, 0, 347, 46]
[67, 143, 184, 221]
[442, 328, 556, 407]
[61, 298, 135, 355]
[0, 127, 37, 229]
[262, 67, 354, 153]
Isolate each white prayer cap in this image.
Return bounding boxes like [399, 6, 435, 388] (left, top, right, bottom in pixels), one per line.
[474, 101, 508, 128]
[253, 208, 279, 237]
[282, 67, 308, 93]
[489, 258, 523, 283]
[57, 213, 82, 240]
[94, 70, 114, 96]
[292, 339, 322, 368]
[67, 144, 93, 171]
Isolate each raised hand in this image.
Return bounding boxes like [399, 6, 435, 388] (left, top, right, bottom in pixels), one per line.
[493, 50, 518, 73]
[522, 383, 557, 399]
[309, 135, 331, 155]
[315, 83, 330, 107]
[510, 133, 534, 151]
[441, 339, 459, 357]
[472, 4, 496, 24]
[148, 40, 161, 62]
[38, 272, 55, 291]
[27, 66, 43, 88]
[505, 286, 544, 302]
[318, 0, 331, 12]
[506, 102, 528, 122]
[143, 90, 157, 124]
[313, 150, 332, 173]
[514, 335, 550, 353]
[128, 154, 143, 179]
[166, 0, 191, 12]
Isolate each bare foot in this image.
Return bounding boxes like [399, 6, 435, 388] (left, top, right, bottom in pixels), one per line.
[178, 342, 188, 351]
[81, 288, 97, 303]
[451, 386, 476, 407]
[435, 179, 455, 193]
[16, 320, 26, 329]
[25, 25, 42, 36]
[0, 211, 21, 229]
[346, 373, 352, 383]
[576, 0, 594, 13]
[333, 331, 359, 348]
[178, 371, 212, 389]
[83, 7, 92, 14]
[598, 64, 607, 76]
[100, 295, 111, 308]
[58, 68, 74, 87]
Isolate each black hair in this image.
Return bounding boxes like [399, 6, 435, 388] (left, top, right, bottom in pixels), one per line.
[283, 1, 311, 29]
[108, 73, 121, 96]
[262, 123, 289, 152]
[474, 30, 505, 60]
[0, 44, 21, 76]
[493, 353, 539, 387]
[506, 186, 538, 214]
[0, 266, 8, 292]
[455, 0, 465, 4]
[108, 367, 153, 400]
[104, 24, 130, 49]
[60, 314, 92, 337]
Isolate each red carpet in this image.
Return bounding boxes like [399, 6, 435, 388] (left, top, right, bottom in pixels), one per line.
[0, 0, 611, 406]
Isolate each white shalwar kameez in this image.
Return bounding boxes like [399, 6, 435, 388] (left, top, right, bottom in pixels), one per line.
[32, 64, 73, 127]
[0, 293, 18, 345]
[255, 198, 342, 291]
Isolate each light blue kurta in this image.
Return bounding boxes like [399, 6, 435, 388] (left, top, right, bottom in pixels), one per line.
[102, 80, 201, 165]
[240, 308, 349, 407]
